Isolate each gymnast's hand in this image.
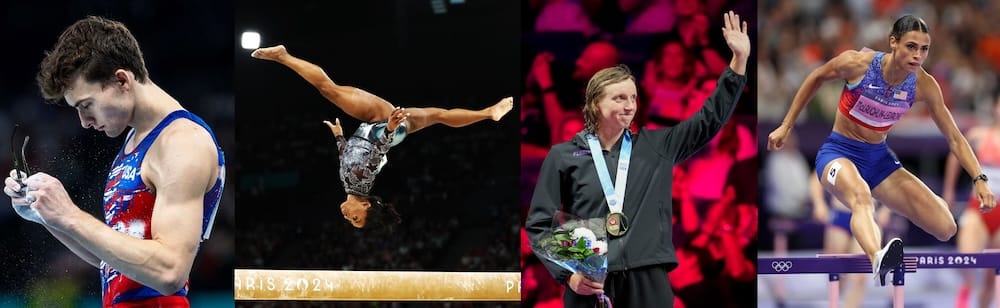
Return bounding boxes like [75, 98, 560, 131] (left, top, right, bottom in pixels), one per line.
[3, 169, 45, 224]
[767, 123, 792, 151]
[16, 172, 82, 231]
[974, 180, 996, 212]
[323, 118, 344, 137]
[250, 45, 288, 62]
[567, 273, 604, 295]
[386, 107, 409, 132]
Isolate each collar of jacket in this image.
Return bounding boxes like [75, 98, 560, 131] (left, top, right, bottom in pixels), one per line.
[571, 129, 637, 149]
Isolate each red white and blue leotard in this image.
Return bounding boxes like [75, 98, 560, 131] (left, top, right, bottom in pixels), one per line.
[837, 51, 917, 131]
[814, 51, 917, 189]
[101, 110, 225, 307]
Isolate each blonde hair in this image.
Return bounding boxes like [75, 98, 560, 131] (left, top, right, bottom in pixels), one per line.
[583, 64, 636, 133]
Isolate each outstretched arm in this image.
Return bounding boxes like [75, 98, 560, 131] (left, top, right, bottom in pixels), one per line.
[767, 50, 869, 151]
[651, 11, 750, 162]
[921, 70, 996, 211]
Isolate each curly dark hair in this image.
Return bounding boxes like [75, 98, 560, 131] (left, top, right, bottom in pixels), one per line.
[364, 195, 402, 234]
[37, 16, 149, 103]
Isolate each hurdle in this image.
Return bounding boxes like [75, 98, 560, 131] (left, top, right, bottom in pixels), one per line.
[234, 269, 521, 301]
[759, 252, 1000, 308]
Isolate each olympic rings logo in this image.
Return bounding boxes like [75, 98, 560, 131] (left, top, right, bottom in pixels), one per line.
[771, 260, 793, 272]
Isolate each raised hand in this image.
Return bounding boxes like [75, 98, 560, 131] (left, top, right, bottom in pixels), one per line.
[722, 11, 749, 59]
[323, 118, 344, 137]
[721, 10, 750, 75]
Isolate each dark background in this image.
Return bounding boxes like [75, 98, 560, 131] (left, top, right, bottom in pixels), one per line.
[0, 1, 235, 307]
[235, 0, 521, 306]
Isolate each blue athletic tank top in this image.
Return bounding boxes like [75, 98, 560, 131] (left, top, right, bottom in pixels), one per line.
[101, 110, 225, 307]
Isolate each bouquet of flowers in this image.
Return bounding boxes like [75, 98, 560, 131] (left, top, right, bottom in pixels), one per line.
[533, 212, 612, 307]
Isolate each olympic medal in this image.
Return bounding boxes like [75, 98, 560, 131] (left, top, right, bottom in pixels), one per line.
[606, 212, 628, 237]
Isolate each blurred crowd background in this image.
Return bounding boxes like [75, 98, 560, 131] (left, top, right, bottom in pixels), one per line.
[758, 0, 1000, 252]
[518, 0, 758, 307]
[235, 1, 520, 307]
[758, 0, 1000, 305]
[0, 1, 235, 307]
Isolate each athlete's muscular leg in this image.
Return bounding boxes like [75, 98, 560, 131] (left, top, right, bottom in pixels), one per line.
[872, 169, 957, 241]
[252, 45, 395, 122]
[403, 97, 513, 134]
[821, 158, 882, 263]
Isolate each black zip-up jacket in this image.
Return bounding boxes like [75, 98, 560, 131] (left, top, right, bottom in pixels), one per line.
[526, 68, 747, 284]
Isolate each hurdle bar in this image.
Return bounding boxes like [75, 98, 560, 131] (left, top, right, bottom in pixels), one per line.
[759, 252, 1000, 308]
[234, 269, 520, 301]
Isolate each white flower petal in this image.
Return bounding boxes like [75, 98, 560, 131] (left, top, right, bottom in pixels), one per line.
[572, 227, 597, 243]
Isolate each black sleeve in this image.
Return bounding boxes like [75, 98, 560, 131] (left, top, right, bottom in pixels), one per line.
[525, 148, 573, 284]
[651, 68, 747, 163]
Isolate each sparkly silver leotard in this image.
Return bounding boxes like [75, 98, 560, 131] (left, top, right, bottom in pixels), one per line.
[336, 121, 407, 196]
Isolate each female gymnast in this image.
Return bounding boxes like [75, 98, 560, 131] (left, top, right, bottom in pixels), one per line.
[252, 45, 513, 231]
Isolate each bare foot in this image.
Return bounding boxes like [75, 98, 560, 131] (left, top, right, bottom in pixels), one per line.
[488, 97, 513, 121]
[251, 45, 288, 61]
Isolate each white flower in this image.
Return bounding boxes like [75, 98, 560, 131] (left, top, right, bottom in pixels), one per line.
[593, 240, 608, 255]
[572, 228, 597, 243]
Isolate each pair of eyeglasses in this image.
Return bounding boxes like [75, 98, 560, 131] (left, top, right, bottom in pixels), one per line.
[10, 124, 30, 185]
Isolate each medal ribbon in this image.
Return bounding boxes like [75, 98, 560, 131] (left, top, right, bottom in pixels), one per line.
[586, 130, 632, 215]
